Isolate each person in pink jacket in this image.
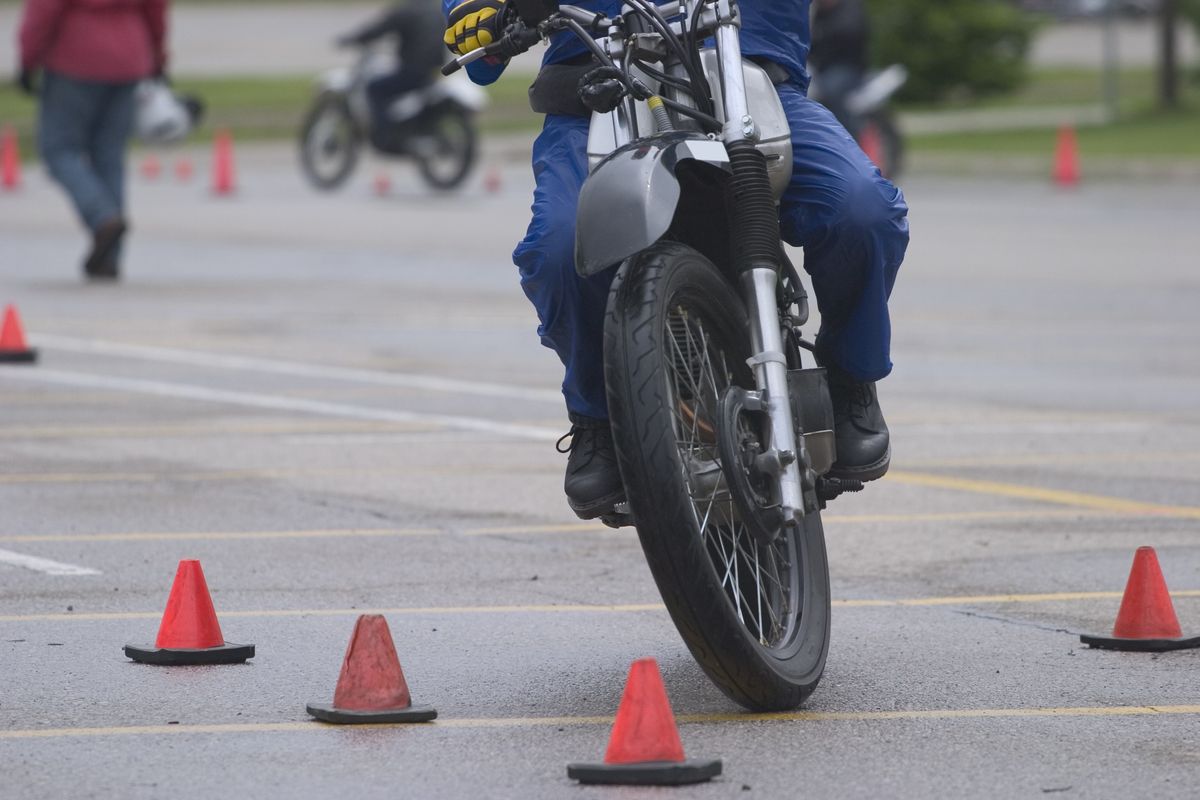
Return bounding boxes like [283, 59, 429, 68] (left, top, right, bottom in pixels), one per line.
[17, 0, 167, 281]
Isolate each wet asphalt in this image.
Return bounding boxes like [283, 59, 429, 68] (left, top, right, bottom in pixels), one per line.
[2, 143, 1199, 799]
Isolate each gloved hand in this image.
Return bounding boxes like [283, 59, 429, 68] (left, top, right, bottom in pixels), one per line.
[579, 66, 627, 114]
[443, 0, 508, 56]
[17, 68, 36, 96]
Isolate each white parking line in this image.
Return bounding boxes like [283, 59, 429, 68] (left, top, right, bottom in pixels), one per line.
[0, 369, 560, 442]
[35, 334, 563, 403]
[0, 548, 100, 576]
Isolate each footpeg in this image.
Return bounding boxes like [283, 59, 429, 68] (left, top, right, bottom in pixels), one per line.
[600, 502, 635, 529]
[816, 476, 864, 502]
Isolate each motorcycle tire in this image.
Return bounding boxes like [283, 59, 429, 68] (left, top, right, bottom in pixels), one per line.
[416, 105, 477, 191]
[299, 94, 360, 191]
[604, 240, 831, 712]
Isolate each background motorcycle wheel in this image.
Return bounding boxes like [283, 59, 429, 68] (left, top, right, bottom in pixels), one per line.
[299, 94, 361, 191]
[861, 111, 904, 180]
[416, 106, 477, 191]
[604, 240, 831, 712]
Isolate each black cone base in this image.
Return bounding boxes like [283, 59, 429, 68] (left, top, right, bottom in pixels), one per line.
[0, 348, 37, 364]
[306, 702, 437, 724]
[1079, 633, 1200, 652]
[567, 759, 722, 786]
[124, 641, 255, 665]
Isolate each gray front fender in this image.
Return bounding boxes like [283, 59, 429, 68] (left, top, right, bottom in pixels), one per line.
[574, 133, 730, 277]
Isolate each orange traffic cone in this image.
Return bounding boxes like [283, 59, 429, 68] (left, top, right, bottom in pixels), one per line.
[372, 171, 391, 196]
[2, 126, 21, 191]
[859, 123, 883, 171]
[483, 166, 502, 194]
[139, 154, 162, 180]
[124, 559, 255, 664]
[1080, 547, 1200, 651]
[0, 305, 38, 364]
[1053, 125, 1080, 187]
[211, 129, 237, 196]
[567, 658, 721, 785]
[174, 157, 194, 182]
[307, 614, 437, 723]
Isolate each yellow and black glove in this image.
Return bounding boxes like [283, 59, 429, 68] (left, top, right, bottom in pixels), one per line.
[444, 0, 509, 56]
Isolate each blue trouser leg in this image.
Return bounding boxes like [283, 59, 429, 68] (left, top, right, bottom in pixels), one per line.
[88, 81, 135, 226]
[514, 86, 909, 419]
[512, 114, 613, 420]
[89, 81, 135, 261]
[777, 83, 909, 382]
[37, 71, 133, 232]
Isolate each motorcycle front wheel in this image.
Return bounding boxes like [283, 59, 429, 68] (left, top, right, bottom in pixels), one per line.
[604, 240, 831, 712]
[299, 94, 360, 191]
[415, 105, 477, 191]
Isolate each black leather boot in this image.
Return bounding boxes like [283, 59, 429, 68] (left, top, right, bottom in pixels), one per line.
[558, 413, 626, 519]
[826, 367, 891, 482]
[83, 217, 126, 281]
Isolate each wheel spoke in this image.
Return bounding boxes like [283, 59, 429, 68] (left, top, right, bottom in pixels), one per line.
[665, 302, 797, 651]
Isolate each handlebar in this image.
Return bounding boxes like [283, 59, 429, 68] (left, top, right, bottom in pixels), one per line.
[441, 22, 544, 75]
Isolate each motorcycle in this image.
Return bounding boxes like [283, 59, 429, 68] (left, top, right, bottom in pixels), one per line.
[300, 46, 487, 191]
[809, 64, 908, 179]
[446, 0, 864, 711]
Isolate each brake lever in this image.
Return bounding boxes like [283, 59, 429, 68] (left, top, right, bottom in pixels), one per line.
[441, 20, 543, 75]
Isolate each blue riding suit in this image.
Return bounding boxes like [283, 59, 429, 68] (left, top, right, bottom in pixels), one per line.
[445, 0, 909, 420]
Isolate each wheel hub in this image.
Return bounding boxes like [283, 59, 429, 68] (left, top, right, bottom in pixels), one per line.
[715, 386, 785, 546]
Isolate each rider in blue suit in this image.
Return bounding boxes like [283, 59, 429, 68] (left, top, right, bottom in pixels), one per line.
[444, 0, 909, 519]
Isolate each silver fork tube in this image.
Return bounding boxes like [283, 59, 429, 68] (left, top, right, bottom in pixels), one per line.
[715, 22, 750, 142]
[743, 269, 806, 523]
[719, 17, 805, 521]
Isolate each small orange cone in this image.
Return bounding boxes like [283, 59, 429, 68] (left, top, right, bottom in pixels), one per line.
[1053, 125, 1080, 187]
[1080, 547, 1200, 651]
[174, 157, 194, 182]
[859, 123, 883, 170]
[0, 305, 37, 363]
[372, 171, 391, 196]
[567, 658, 721, 785]
[139, 154, 162, 180]
[483, 166, 502, 194]
[307, 614, 437, 723]
[211, 129, 237, 196]
[124, 559, 255, 664]
[2, 126, 21, 191]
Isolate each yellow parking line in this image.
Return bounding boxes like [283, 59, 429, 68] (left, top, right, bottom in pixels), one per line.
[888, 470, 1200, 519]
[0, 604, 667, 623]
[906, 451, 1200, 469]
[837, 590, 1200, 607]
[3, 704, 1200, 740]
[0, 508, 1136, 545]
[3, 590, 1197, 624]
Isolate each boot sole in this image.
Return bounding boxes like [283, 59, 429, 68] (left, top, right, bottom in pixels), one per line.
[826, 446, 891, 484]
[567, 489, 628, 521]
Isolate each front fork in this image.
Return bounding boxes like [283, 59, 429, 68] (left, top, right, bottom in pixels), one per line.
[742, 269, 810, 524]
[715, 15, 809, 524]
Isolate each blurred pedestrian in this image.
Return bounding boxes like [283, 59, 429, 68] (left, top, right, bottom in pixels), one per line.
[17, 0, 168, 281]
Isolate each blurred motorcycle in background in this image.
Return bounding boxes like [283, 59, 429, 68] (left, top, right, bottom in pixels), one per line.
[808, 64, 907, 179]
[299, 44, 487, 191]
